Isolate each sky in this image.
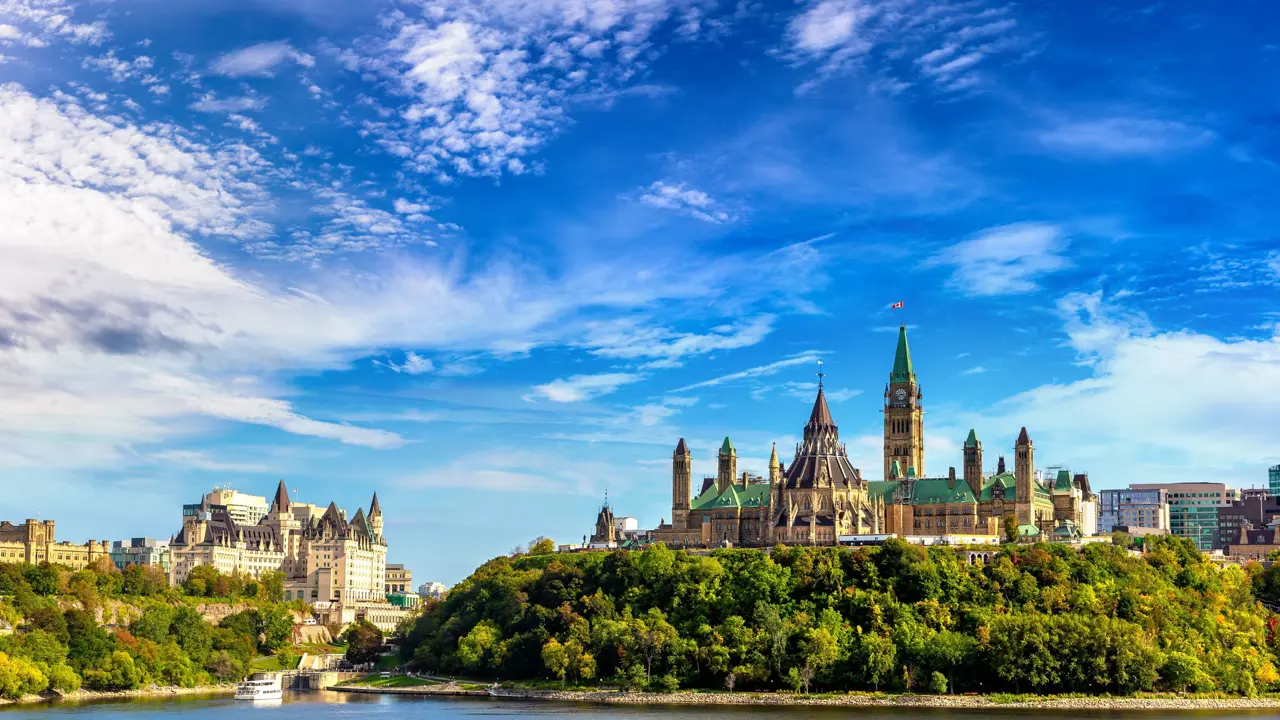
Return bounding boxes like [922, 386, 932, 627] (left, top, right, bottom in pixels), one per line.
[1, 0, 1279, 584]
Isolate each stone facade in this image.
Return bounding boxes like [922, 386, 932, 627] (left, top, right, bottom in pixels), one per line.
[169, 481, 391, 608]
[647, 325, 1098, 548]
[385, 563, 412, 594]
[0, 519, 109, 570]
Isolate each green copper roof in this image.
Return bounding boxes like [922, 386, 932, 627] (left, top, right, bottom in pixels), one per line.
[978, 473, 1015, 502]
[889, 459, 902, 479]
[690, 482, 769, 511]
[906, 465, 918, 479]
[867, 481, 900, 503]
[891, 325, 914, 383]
[1053, 470, 1073, 491]
[911, 478, 978, 505]
[964, 429, 979, 448]
[720, 436, 735, 455]
[1017, 524, 1041, 537]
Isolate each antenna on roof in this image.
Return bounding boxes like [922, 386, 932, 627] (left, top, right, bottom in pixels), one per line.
[817, 358, 825, 389]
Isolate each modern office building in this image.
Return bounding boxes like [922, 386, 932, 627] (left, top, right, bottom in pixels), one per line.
[1129, 482, 1237, 550]
[1098, 488, 1169, 534]
[418, 581, 448, 600]
[110, 538, 170, 571]
[1216, 489, 1280, 549]
[1271, 465, 1280, 496]
[202, 487, 270, 526]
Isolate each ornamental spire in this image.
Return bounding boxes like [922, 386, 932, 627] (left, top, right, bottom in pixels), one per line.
[891, 324, 915, 384]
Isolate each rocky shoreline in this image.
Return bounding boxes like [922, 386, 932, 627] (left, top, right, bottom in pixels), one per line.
[333, 685, 1280, 710]
[0, 684, 236, 706]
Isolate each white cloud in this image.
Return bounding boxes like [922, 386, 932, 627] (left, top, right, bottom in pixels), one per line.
[785, 0, 1020, 93]
[396, 449, 599, 493]
[0, 0, 107, 47]
[530, 373, 643, 403]
[1037, 117, 1214, 157]
[929, 222, 1070, 296]
[212, 41, 315, 77]
[635, 180, 734, 223]
[343, 0, 709, 179]
[81, 51, 155, 82]
[963, 293, 1280, 485]
[150, 449, 270, 473]
[189, 93, 268, 113]
[584, 315, 774, 366]
[673, 352, 823, 392]
[961, 365, 987, 375]
[379, 351, 435, 375]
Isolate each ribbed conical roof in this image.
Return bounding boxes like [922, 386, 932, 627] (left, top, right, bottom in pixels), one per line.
[1016, 427, 1031, 445]
[807, 386, 834, 427]
[768, 443, 779, 469]
[674, 438, 689, 456]
[891, 325, 914, 384]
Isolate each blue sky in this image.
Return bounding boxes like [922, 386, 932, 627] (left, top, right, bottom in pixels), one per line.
[1, 0, 1279, 584]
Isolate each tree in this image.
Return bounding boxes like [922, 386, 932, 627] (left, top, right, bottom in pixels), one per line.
[259, 571, 285, 603]
[929, 671, 948, 694]
[1003, 514, 1019, 544]
[170, 606, 213, 664]
[0, 652, 47, 699]
[184, 565, 221, 597]
[632, 608, 679, 682]
[724, 670, 736, 692]
[859, 632, 896, 691]
[259, 604, 294, 652]
[345, 620, 384, 666]
[84, 651, 142, 691]
[542, 637, 569, 683]
[529, 537, 556, 556]
[796, 627, 838, 693]
[456, 620, 500, 670]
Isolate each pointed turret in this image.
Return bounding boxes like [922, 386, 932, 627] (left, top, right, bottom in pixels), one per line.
[369, 491, 384, 541]
[672, 438, 693, 531]
[807, 386, 835, 428]
[964, 429, 979, 448]
[1016, 426, 1030, 445]
[891, 324, 915, 384]
[717, 437, 737, 493]
[270, 480, 290, 513]
[674, 438, 689, 456]
[720, 437, 734, 455]
[889, 459, 902, 479]
[768, 443, 782, 484]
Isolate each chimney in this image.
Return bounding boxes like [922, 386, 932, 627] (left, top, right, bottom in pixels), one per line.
[948, 467, 956, 489]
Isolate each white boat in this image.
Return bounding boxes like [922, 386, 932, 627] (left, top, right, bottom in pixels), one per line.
[235, 673, 283, 701]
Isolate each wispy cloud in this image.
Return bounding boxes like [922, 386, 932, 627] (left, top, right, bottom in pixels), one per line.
[784, 0, 1023, 93]
[377, 351, 435, 375]
[673, 352, 823, 392]
[212, 41, 314, 77]
[929, 223, 1070, 296]
[529, 373, 644, 403]
[634, 180, 735, 224]
[1037, 117, 1214, 157]
[150, 450, 270, 473]
[189, 93, 268, 113]
[961, 365, 987, 375]
[584, 316, 775, 368]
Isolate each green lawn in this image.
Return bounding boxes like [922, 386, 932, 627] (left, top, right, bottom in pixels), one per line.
[377, 655, 400, 669]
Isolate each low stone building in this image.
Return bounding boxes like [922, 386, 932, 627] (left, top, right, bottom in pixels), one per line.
[0, 519, 109, 570]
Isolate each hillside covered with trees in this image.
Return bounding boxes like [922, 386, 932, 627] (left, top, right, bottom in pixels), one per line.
[401, 538, 1280, 696]
[0, 559, 303, 700]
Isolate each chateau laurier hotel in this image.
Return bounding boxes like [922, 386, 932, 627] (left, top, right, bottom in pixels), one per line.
[637, 326, 1099, 548]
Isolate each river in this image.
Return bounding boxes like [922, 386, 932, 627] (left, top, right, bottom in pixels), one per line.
[2, 693, 1280, 719]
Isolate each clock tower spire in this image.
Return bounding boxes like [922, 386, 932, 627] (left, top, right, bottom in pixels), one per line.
[883, 324, 924, 480]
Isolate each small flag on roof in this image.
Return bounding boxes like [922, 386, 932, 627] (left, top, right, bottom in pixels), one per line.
[890, 301, 904, 309]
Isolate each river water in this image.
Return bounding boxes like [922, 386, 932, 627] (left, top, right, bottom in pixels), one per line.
[1, 692, 1277, 719]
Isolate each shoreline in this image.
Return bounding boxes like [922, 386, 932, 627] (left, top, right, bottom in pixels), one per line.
[0, 684, 236, 707]
[331, 685, 1280, 710]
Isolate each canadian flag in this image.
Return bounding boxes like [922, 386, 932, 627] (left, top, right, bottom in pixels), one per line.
[891, 301, 904, 309]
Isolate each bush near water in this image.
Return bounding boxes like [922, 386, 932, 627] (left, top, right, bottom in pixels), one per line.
[400, 536, 1280, 696]
[0, 559, 309, 699]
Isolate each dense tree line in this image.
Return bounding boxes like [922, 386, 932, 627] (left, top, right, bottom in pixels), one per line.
[401, 537, 1280, 696]
[0, 559, 298, 699]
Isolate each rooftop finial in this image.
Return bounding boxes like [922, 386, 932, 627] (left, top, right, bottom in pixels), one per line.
[817, 358, 824, 389]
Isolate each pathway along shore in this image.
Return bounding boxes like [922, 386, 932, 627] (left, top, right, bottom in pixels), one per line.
[331, 685, 1280, 710]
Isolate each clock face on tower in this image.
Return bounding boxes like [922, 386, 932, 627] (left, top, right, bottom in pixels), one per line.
[893, 388, 907, 403]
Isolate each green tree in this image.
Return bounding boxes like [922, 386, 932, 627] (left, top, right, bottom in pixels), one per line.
[259, 571, 285, 603]
[928, 671, 948, 694]
[541, 637, 569, 683]
[633, 608, 679, 682]
[456, 620, 500, 671]
[0, 652, 48, 699]
[345, 620, 384, 666]
[858, 632, 896, 691]
[1003, 514, 1019, 544]
[528, 538, 556, 556]
[259, 604, 294, 652]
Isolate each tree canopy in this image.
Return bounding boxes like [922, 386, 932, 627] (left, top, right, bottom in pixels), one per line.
[399, 537, 1280, 696]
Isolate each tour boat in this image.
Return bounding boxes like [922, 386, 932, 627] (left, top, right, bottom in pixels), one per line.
[235, 673, 284, 701]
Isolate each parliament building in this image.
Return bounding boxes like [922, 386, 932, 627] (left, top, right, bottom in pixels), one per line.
[645, 326, 1098, 547]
